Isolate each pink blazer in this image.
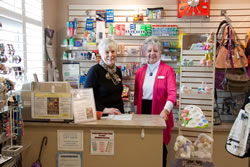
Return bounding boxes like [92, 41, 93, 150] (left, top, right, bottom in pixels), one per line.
[134, 61, 176, 145]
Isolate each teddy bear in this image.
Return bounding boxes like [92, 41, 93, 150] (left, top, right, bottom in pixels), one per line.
[192, 133, 213, 160]
[174, 135, 194, 159]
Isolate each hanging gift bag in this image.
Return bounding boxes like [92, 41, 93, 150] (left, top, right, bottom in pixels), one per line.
[215, 25, 248, 69]
[225, 109, 250, 157]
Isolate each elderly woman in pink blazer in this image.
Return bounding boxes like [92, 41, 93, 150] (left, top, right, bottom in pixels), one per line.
[134, 36, 176, 167]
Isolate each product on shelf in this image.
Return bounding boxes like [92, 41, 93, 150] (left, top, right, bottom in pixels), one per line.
[86, 18, 94, 31]
[0, 80, 23, 157]
[180, 105, 208, 128]
[133, 9, 144, 21]
[130, 92, 134, 103]
[146, 7, 163, 20]
[96, 10, 106, 21]
[66, 19, 78, 37]
[174, 135, 194, 159]
[193, 133, 213, 160]
[122, 85, 130, 100]
[113, 23, 178, 37]
[106, 9, 114, 23]
[118, 62, 140, 77]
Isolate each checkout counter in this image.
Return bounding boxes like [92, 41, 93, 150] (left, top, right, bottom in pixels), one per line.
[20, 82, 248, 167]
[20, 82, 166, 167]
[22, 115, 166, 167]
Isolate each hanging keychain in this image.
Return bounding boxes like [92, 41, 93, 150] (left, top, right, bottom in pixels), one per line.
[6, 111, 11, 138]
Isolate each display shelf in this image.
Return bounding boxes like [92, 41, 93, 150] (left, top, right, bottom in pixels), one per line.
[181, 66, 213, 72]
[62, 59, 97, 63]
[163, 51, 179, 53]
[61, 45, 97, 51]
[162, 60, 178, 63]
[182, 50, 206, 55]
[177, 34, 216, 161]
[118, 54, 142, 57]
[146, 18, 166, 22]
[114, 35, 178, 40]
[178, 125, 212, 133]
[181, 94, 213, 100]
[65, 8, 181, 113]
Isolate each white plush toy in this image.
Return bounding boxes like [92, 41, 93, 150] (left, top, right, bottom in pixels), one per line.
[192, 133, 214, 160]
[174, 135, 194, 159]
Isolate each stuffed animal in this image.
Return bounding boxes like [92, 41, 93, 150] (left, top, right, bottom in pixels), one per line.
[192, 133, 213, 160]
[174, 135, 194, 159]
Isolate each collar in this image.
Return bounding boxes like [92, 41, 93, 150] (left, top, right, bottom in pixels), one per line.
[147, 59, 161, 69]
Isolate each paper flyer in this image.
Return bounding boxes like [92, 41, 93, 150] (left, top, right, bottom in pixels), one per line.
[57, 130, 84, 151]
[90, 130, 114, 155]
[31, 92, 72, 119]
[57, 152, 82, 167]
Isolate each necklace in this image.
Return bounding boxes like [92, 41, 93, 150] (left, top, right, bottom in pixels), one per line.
[148, 65, 158, 76]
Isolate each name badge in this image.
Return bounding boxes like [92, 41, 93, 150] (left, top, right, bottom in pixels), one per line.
[158, 76, 165, 79]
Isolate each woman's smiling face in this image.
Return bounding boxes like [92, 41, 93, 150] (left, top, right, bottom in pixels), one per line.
[145, 44, 162, 64]
[100, 45, 117, 67]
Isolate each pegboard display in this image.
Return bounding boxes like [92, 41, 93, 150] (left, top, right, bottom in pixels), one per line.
[65, 4, 250, 121]
[66, 5, 181, 114]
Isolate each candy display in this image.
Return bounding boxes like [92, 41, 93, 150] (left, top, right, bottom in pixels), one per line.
[122, 85, 130, 100]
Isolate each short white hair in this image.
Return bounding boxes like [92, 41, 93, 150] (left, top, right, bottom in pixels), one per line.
[98, 38, 118, 53]
[143, 36, 163, 52]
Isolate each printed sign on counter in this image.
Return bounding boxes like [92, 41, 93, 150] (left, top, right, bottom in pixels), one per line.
[90, 130, 114, 155]
[71, 88, 97, 123]
[57, 130, 84, 151]
[31, 92, 72, 120]
[57, 152, 82, 167]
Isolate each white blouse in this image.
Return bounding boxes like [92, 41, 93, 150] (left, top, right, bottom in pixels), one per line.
[142, 60, 173, 113]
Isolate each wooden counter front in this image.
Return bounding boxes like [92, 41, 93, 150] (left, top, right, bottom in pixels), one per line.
[22, 115, 166, 167]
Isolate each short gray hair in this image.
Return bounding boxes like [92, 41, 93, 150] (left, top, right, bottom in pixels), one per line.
[98, 38, 118, 53]
[143, 36, 163, 52]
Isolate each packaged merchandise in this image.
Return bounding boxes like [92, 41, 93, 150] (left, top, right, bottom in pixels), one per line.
[122, 85, 130, 100]
[146, 7, 164, 19]
[85, 18, 94, 31]
[96, 10, 106, 21]
[145, 24, 152, 36]
[106, 9, 114, 23]
[129, 24, 136, 36]
[140, 24, 146, 36]
[180, 105, 208, 128]
[68, 38, 75, 47]
[109, 24, 114, 35]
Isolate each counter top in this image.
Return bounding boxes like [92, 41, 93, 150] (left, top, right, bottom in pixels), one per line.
[213, 122, 233, 132]
[24, 114, 166, 129]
